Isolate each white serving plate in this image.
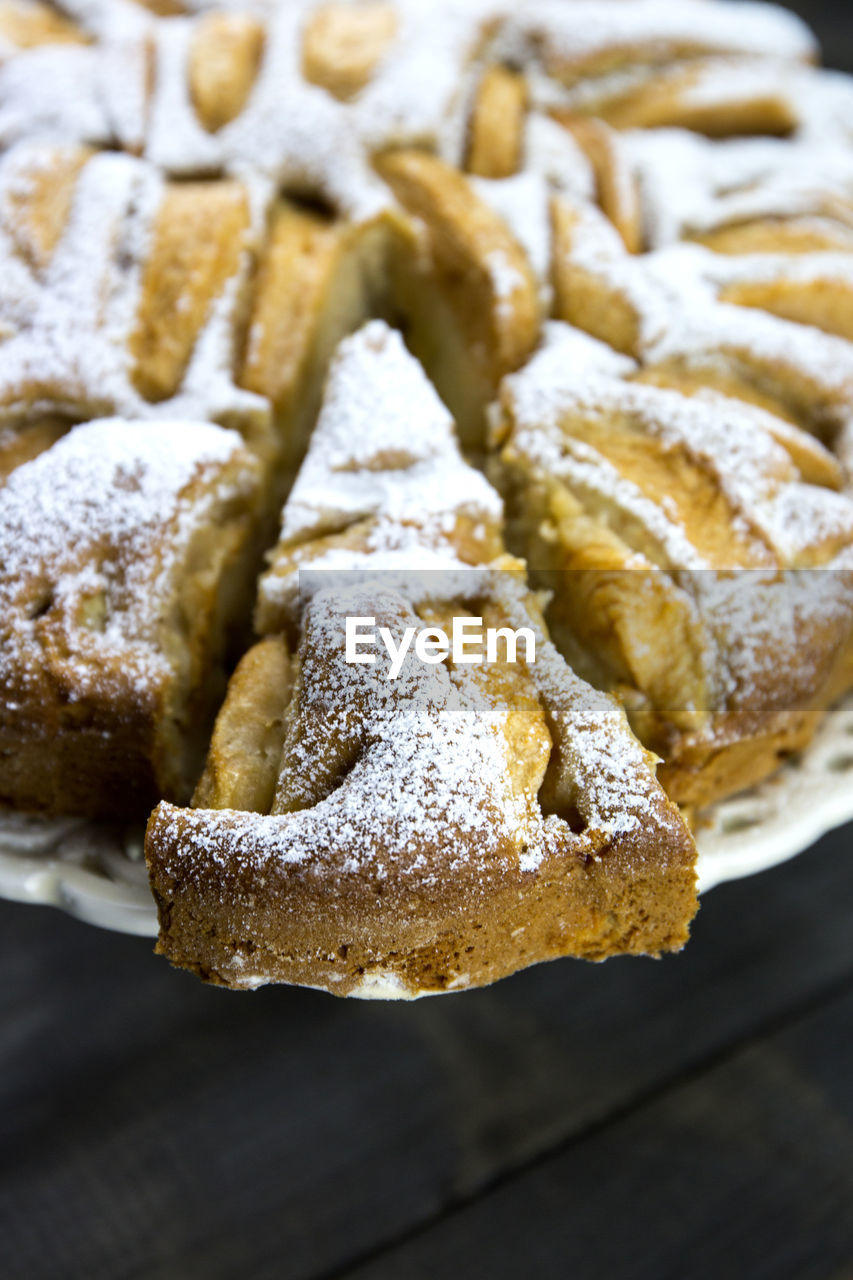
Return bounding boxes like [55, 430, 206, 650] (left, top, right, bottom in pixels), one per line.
[2, 694, 852, 937]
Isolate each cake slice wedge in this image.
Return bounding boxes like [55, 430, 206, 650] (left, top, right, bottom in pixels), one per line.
[492, 323, 853, 808]
[145, 322, 698, 996]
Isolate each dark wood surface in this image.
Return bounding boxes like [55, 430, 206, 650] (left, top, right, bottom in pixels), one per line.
[1, 821, 852, 1280]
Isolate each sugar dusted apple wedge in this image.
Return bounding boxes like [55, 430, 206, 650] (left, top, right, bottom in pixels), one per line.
[0, 418, 266, 817]
[492, 323, 853, 808]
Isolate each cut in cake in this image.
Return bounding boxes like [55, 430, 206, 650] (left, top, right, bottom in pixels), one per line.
[254, 321, 508, 639]
[1, 0, 853, 995]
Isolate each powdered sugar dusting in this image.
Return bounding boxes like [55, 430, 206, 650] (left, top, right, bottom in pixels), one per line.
[499, 318, 853, 718]
[629, 122, 853, 250]
[556, 207, 853, 425]
[157, 582, 540, 879]
[522, 112, 595, 203]
[0, 0, 825, 222]
[510, 0, 815, 75]
[156, 572, 682, 897]
[4, 0, 853, 987]
[258, 321, 503, 625]
[472, 172, 553, 305]
[0, 417, 249, 702]
[0, 142, 268, 432]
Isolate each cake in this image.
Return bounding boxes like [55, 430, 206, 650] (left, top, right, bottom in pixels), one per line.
[146, 323, 698, 994]
[1, 0, 852, 995]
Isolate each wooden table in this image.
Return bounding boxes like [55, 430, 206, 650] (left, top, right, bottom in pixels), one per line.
[1, 823, 851, 1280]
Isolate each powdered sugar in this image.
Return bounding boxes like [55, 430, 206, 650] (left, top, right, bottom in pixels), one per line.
[509, 0, 815, 77]
[0, 143, 269, 432]
[629, 121, 853, 250]
[522, 112, 595, 203]
[556, 211, 853, 426]
[287, 323, 497, 517]
[3, 0, 853, 981]
[0, 417, 249, 700]
[156, 571, 678, 895]
[0, 0, 826, 225]
[498, 315, 853, 715]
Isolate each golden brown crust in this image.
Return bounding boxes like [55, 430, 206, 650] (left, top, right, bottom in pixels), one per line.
[3, 722, 165, 818]
[147, 797, 697, 995]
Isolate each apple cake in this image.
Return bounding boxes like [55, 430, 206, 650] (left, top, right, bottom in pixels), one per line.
[1, 0, 853, 995]
[146, 323, 698, 994]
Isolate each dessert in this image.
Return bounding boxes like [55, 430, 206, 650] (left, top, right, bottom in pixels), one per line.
[147, 324, 698, 994]
[0, 0, 852, 994]
[0, 418, 264, 816]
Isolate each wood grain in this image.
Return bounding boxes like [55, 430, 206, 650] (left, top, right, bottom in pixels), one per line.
[345, 983, 853, 1280]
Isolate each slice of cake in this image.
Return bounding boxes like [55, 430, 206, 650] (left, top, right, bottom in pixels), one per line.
[145, 322, 698, 996]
